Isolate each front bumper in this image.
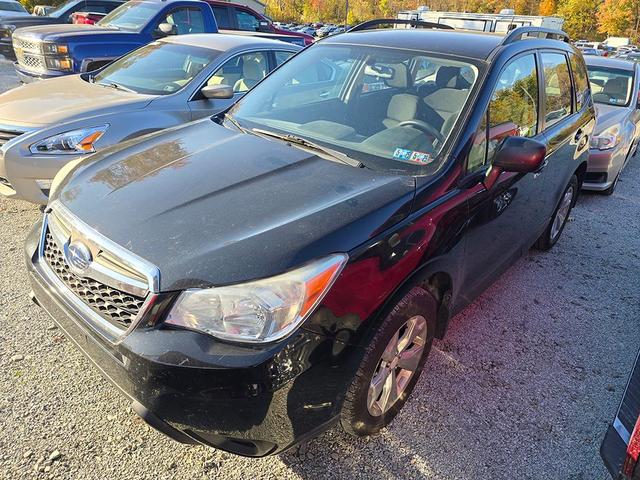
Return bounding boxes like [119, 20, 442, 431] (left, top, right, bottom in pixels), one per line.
[584, 147, 627, 191]
[25, 219, 360, 456]
[14, 63, 68, 84]
[0, 151, 80, 205]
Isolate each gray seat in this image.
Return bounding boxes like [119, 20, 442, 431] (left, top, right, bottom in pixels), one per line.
[233, 59, 265, 93]
[423, 66, 470, 137]
[382, 64, 420, 129]
[593, 77, 628, 104]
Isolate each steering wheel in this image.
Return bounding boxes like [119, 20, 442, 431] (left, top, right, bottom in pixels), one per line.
[397, 120, 444, 143]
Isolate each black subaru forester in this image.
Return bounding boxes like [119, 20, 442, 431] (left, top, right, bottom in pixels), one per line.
[26, 21, 595, 456]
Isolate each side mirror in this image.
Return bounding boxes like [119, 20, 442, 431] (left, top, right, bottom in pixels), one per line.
[484, 136, 546, 189]
[201, 84, 234, 99]
[258, 20, 271, 32]
[157, 22, 176, 35]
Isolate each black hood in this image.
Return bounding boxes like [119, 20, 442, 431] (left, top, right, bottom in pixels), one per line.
[58, 120, 416, 291]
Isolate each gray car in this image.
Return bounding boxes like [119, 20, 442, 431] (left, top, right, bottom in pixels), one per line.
[584, 56, 640, 194]
[0, 33, 300, 204]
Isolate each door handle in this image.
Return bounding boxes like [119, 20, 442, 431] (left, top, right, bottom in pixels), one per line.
[574, 129, 584, 142]
[319, 91, 330, 98]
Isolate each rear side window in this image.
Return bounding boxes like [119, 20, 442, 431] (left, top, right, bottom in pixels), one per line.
[569, 54, 589, 111]
[211, 6, 231, 29]
[541, 53, 573, 127]
[275, 50, 294, 66]
[235, 9, 260, 31]
[468, 54, 538, 171]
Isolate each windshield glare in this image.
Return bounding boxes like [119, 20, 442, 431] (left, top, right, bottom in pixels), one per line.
[0, 1, 27, 12]
[229, 44, 479, 173]
[92, 42, 220, 95]
[49, 0, 76, 17]
[587, 66, 634, 106]
[98, 1, 156, 31]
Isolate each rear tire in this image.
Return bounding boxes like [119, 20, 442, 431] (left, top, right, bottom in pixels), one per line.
[340, 288, 436, 436]
[534, 174, 578, 251]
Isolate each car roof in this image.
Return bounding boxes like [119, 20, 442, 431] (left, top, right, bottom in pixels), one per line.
[160, 33, 300, 51]
[321, 29, 505, 60]
[585, 55, 636, 71]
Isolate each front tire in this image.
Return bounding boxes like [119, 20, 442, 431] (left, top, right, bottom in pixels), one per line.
[340, 288, 436, 436]
[534, 174, 578, 251]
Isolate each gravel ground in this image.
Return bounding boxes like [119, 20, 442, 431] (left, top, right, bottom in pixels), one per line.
[0, 58, 639, 480]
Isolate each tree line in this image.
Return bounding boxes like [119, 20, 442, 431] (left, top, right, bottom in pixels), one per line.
[264, 0, 640, 42]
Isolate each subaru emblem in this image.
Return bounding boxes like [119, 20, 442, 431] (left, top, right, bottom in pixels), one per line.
[65, 241, 93, 275]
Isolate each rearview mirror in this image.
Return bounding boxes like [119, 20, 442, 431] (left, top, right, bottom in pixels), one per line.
[158, 22, 176, 35]
[484, 136, 546, 189]
[201, 84, 234, 99]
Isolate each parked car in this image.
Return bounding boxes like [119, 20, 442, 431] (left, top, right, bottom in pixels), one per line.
[207, 0, 313, 46]
[584, 56, 640, 194]
[0, 0, 29, 18]
[11, 0, 219, 83]
[601, 350, 640, 479]
[32, 5, 56, 16]
[580, 47, 602, 56]
[0, 34, 299, 204]
[0, 0, 124, 60]
[26, 24, 593, 457]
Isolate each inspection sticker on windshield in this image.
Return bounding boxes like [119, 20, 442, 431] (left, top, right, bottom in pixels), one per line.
[393, 148, 433, 165]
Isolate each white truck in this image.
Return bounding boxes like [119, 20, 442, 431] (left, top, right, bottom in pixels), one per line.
[397, 7, 564, 33]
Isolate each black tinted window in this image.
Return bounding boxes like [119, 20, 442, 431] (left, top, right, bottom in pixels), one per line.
[212, 6, 231, 28]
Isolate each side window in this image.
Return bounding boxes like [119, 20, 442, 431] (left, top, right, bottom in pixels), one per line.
[569, 53, 589, 111]
[161, 8, 206, 35]
[208, 51, 268, 93]
[235, 9, 260, 31]
[275, 50, 294, 67]
[467, 54, 538, 171]
[211, 6, 231, 29]
[541, 52, 573, 127]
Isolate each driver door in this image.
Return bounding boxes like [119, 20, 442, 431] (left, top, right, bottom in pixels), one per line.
[460, 52, 548, 301]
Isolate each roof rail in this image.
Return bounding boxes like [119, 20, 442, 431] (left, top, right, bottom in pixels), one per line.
[501, 26, 570, 45]
[348, 18, 454, 33]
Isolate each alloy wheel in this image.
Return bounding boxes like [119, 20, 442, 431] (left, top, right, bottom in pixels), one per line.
[550, 185, 574, 240]
[367, 315, 427, 417]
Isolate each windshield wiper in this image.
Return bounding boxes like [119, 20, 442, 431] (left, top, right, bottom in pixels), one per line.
[96, 81, 136, 93]
[223, 113, 248, 133]
[252, 128, 362, 167]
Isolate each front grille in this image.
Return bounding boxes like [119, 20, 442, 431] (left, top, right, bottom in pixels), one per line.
[13, 36, 39, 53]
[15, 51, 46, 73]
[0, 129, 22, 147]
[43, 231, 146, 330]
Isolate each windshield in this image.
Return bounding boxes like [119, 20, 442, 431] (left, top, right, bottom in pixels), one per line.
[229, 44, 479, 173]
[0, 1, 27, 12]
[587, 66, 634, 106]
[48, 0, 77, 18]
[98, 1, 156, 31]
[92, 42, 220, 95]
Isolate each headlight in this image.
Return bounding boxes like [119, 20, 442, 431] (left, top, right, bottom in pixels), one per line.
[0, 24, 16, 37]
[44, 56, 72, 71]
[30, 125, 108, 155]
[165, 254, 347, 343]
[42, 43, 68, 55]
[590, 125, 621, 150]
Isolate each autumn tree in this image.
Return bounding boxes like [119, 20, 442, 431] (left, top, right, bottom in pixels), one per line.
[539, 0, 556, 16]
[557, 0, 603, 39]
[597, 0, 640, 42]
